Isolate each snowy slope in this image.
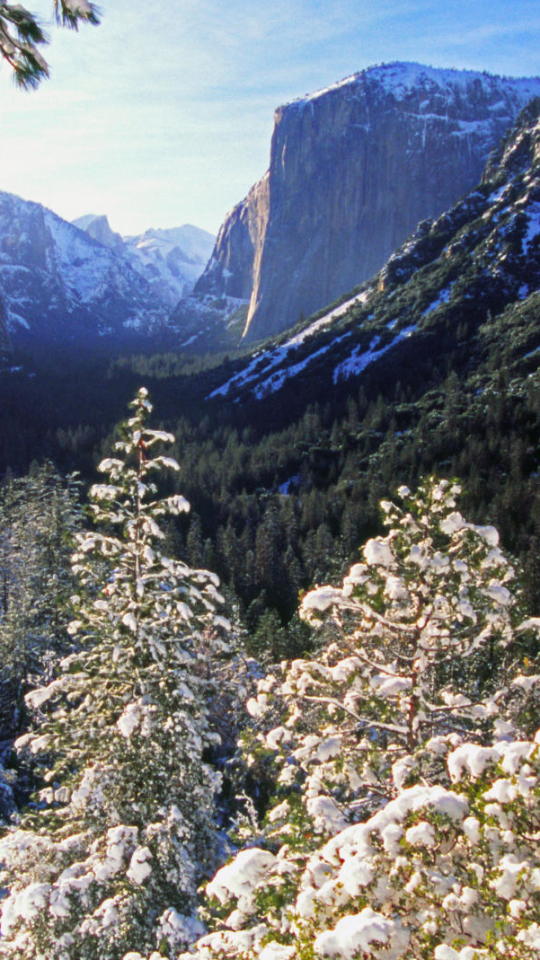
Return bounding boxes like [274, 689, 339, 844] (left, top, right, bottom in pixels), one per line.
[123, 225, 215, 305]
[73, 215, 215, 308]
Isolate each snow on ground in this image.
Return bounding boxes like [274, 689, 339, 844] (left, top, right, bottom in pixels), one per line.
[253, 336, 349, 399]
[287, 291, 369, 347]
[46, 212, 114, 303]
[522, 203, 540, 253]
[333, 325, 417, 383]
[421, 284, 455, 316]
[208, 292, 368, 400]
[289, 64, 540, 113]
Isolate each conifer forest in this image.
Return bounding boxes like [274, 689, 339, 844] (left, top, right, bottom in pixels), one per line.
[3, 4, 540, 959]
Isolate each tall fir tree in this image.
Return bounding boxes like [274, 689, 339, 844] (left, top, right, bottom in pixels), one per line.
[0, 389, 231, 960]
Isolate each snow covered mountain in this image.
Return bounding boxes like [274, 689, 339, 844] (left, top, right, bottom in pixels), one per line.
[0, 195, 164, 345]
[73, 216, 215, 306]
[0, 198, 214, 348]
[193, 62, 540, 342]
[205, 96, 540, 406]
[123, 224, 215, 305]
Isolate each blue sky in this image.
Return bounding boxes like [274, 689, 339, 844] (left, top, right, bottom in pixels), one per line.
[0, 0, 539, 237]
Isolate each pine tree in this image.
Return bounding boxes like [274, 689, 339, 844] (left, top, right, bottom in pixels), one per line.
[0, 0, 99, 89]
[0, 389, 231, 960]
[0, 462, 81, 737]
[190, 479, 540, 960]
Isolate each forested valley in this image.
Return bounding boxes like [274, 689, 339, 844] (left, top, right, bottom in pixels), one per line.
[3, 43, 540, 959]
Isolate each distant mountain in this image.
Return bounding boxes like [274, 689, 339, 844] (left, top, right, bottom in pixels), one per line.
[0, 198, 214, 349]
[193, 62, 540, 342]
[73, 216, 215, 307]
[206, 96, 540, 409]
[71, 214, 125, 252]
[0, 195, 164, 346]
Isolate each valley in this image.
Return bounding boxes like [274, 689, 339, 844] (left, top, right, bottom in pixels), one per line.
[3, 52, 540, 960]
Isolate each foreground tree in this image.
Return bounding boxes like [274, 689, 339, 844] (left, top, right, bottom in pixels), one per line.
[187, 479, 540, 960]
[0, 0, 99, 89]
[0, 462, 81, 737]
[0, 389, 231, 960]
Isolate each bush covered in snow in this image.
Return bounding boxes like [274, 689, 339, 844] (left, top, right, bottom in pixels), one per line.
[183, 479, 540, 960]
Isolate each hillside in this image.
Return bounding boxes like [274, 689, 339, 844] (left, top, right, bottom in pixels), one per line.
[2, 100, 540, 642]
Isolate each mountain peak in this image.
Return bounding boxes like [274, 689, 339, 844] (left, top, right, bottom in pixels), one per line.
[194, 62, 540, 342]
[72, 213, 124, 251]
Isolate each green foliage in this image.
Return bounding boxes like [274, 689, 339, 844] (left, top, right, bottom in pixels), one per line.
[189, 480, 540, 960]
[0, 462, 81, 738]
[0, 389, 232, 960]
[0, 0, 99, 89]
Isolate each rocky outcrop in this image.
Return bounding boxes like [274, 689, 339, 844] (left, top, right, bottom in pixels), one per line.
[196, 173, 269, 301]
[72, 214, 124, 252]
[195, 63, 540, 341]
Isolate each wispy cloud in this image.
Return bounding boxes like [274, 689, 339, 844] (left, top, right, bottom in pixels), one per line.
[0, 0, 538, 233]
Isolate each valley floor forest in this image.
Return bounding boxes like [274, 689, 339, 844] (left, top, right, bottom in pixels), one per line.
[1, 388, 540, 960]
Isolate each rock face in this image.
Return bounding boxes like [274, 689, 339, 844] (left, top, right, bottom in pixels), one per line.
[72, 214, 125, 252]
[206, 98, 540, 407]
[195, 62, 540, 341]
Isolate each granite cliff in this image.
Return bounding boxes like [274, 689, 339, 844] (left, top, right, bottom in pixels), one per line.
[195, 62, 540, 341]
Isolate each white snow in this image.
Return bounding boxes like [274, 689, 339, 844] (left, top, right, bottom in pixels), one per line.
[288, 63, 540, 112]
[333, 325, 417, 384]
[208, 293, 368, 400]
[363, 538, 395, 567]
[126, 845, 153, 884]
[422, 283, 455, 315]
[314, 907, 407, 958]
[522, 203, 540, 253]
[206, 848, 277, 904]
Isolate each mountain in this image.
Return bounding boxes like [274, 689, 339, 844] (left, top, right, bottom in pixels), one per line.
[3, 100, 540, 625]
[0, 194, 169, 346]
[73, 216, 215, 307]
[205, 96, 540, 408]
[71, 214, 125, 252]
[193, 62, 540, 342]
[0, 198, 215, 349]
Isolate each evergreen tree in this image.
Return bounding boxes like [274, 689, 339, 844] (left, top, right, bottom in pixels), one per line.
[189, 479, 540, 960]
[0, 462, 81, 736]
[0, 389, 231, 960]
[0, 0, 99, 89]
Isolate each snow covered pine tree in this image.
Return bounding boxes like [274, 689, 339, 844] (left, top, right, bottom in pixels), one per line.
[190, 479, 540, 960]
[0, 388, 231, 960]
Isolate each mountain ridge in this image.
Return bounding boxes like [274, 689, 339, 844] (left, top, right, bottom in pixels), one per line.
[193, 62, 540, 342]
[0, 195, 214, 348]
[204, 95, 540, 408]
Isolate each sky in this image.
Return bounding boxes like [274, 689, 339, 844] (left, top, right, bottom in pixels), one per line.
[0, 0, 539, 238]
